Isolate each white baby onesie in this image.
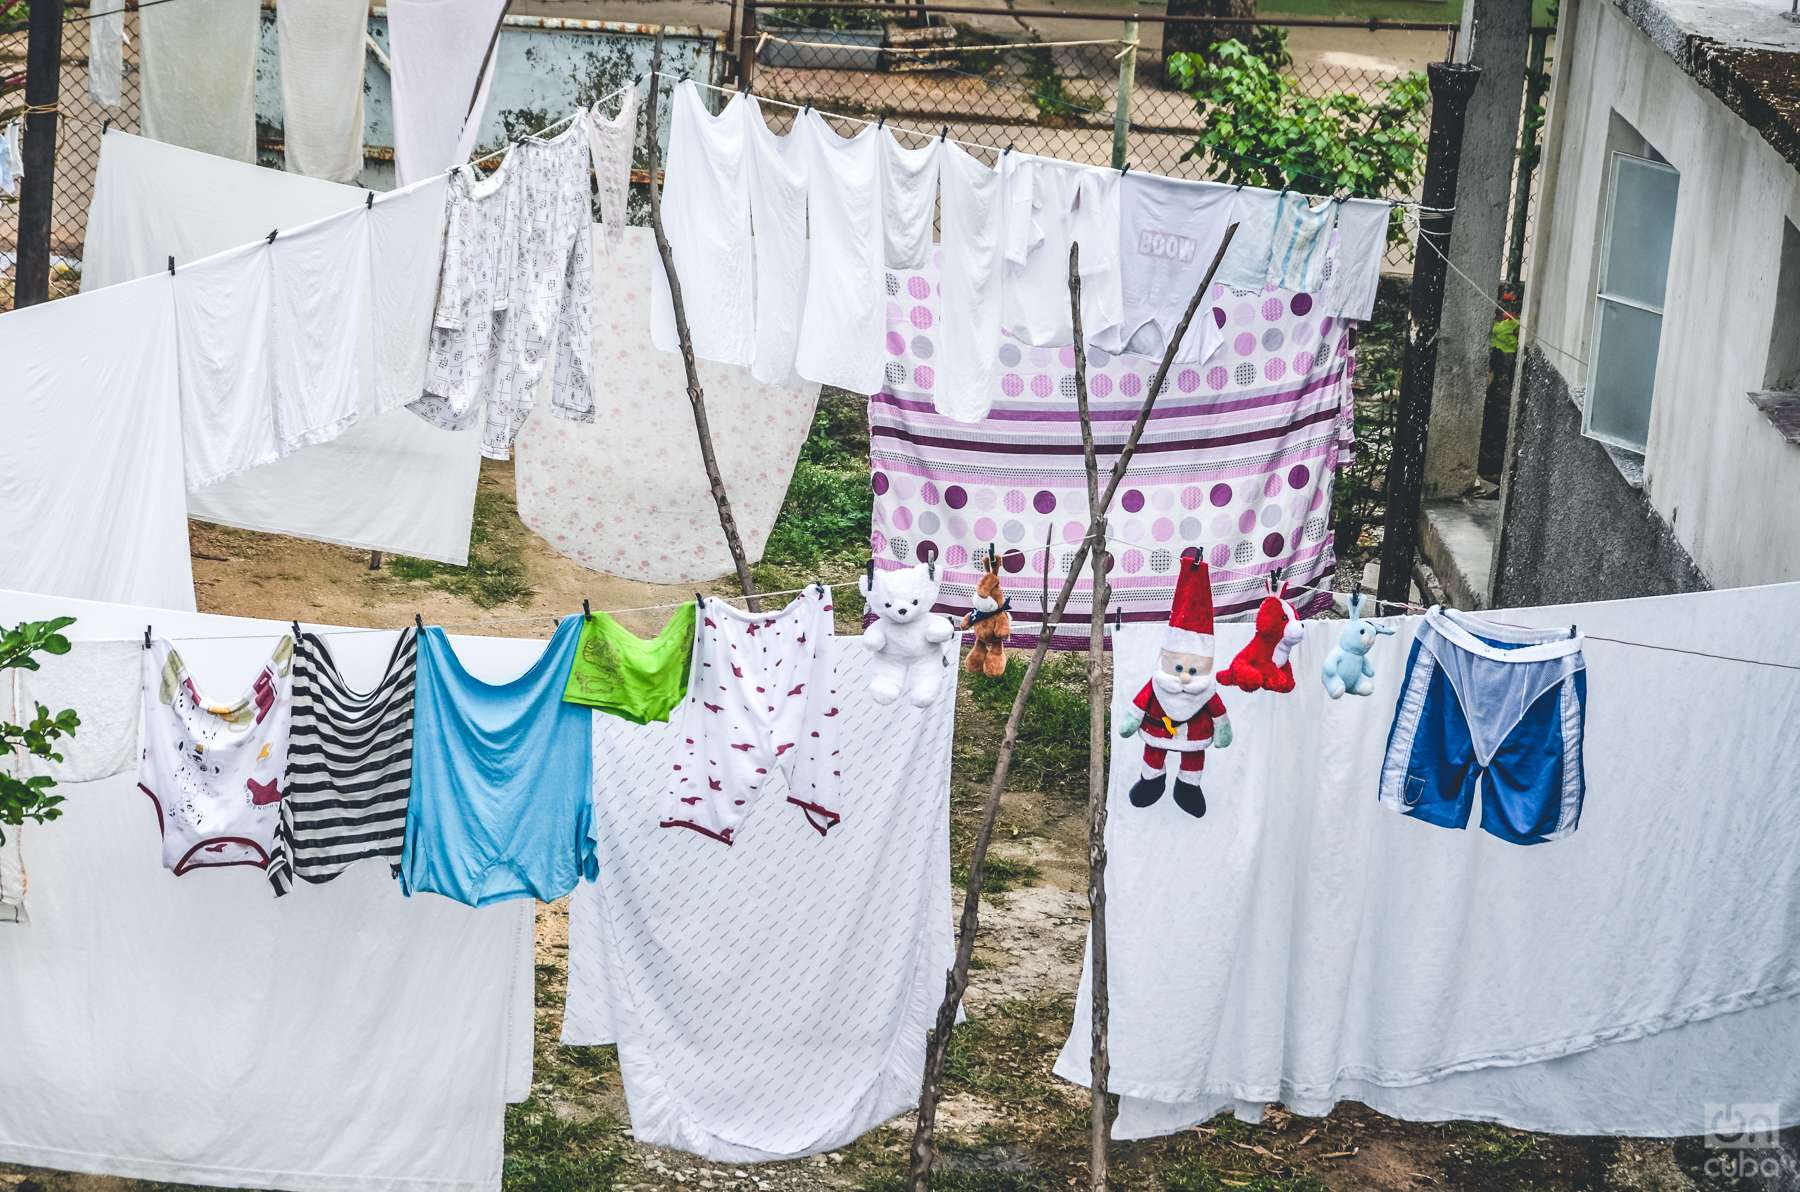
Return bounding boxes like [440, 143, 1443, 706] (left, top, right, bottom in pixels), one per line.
[936, 142, 1003, 422]
[879, 127, 939, 270]
[1111, 172, 1236, 362]
[997, 153, 1123, 349]
[137, 635, 295, 876]
[794, 111, 886, 395]
[652, 81, 755, 368]
[587, 82, 639, 258]
[659, 588, 841, 845]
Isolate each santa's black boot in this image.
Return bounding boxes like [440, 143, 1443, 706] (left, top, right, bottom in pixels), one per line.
[1128, 772, 1167, 808]
[1172, 777, 1207, 818]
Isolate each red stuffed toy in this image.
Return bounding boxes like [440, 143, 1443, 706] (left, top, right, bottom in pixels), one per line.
[1216, 581, 1304, 694]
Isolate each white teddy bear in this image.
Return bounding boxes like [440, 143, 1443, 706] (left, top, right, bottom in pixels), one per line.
[859, 561, 956, 706]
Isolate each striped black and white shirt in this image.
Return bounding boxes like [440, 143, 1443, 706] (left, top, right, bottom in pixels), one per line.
[269, 629, 417, 896]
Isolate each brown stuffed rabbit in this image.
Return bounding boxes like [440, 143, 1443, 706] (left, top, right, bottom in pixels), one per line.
[960, 551, 1012, 678]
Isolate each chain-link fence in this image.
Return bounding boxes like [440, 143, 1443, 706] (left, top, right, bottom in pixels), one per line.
[0, 5, 139, 304]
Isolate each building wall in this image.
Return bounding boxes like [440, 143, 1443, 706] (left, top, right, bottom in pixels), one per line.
[1498, 0, 1800, 599]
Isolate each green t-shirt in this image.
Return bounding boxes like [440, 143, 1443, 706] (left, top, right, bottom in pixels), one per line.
[561, 603, 696, 724]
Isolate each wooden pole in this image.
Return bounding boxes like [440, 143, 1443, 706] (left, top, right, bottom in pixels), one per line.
[1070, 241, 1112, 1188]
[1110, 19, 1136, 172]
[907, 221, 1238, 1191]
[643, 29, 763, 611]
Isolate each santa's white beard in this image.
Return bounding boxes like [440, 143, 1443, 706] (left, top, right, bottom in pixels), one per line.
[1151, 669, 1213, 721]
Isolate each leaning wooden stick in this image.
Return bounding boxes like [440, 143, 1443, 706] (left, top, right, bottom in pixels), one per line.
[907, 221, 1239, 1191]
[643, 31, 763, 612]
[1069, 241, 1113, 1189]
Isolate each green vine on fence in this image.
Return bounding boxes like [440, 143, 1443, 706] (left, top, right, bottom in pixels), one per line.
[1168, 38, 1429, 244]
[0, 616, 81, 845]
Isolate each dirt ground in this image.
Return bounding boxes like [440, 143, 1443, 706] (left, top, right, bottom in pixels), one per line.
[1, 456, 1739, 1192]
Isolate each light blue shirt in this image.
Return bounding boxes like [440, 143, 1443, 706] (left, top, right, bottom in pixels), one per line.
[401, 616, 596, 906]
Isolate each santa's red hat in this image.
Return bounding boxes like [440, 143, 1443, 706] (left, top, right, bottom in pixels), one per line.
[1163, 553, 1216, 656]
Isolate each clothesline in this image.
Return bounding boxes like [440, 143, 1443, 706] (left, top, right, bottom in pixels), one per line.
[756, 31, 1129, 54]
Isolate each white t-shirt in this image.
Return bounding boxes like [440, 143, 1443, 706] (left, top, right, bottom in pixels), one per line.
[1109, 172, 1236, 363]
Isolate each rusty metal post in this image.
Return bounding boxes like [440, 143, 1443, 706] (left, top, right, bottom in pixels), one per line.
[738, 0, 757, 92]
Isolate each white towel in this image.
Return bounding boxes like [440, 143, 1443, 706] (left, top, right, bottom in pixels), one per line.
[1056, 581, 1800, 1138]
[387, 0, 508, 184]
[935, 142, 1003, 422]
[268, 208, 370, 451]
[0, 273, 194, 611]
[140, 0, 258, 162]
[794, 109, 886, 394]
[744, 95, 810, 387]
[561, 641, 956, 1162]
[651, 82, 755, 368]
[515, 228, 819, 584]
[275, 0, 369, 182]
[1266, 191, 1335, 293]
[879, 127, 939, 270]
[1322, 197, 1392, 320]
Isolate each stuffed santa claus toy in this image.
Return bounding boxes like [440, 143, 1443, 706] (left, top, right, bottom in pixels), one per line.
[1118, 552, 1232, 818]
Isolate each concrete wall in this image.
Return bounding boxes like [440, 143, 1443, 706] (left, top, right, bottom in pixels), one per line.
[1494, 348, 1709, 605]
[1500, 0, 1800, 598]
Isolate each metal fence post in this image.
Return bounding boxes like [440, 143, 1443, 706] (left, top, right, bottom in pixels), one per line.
[15, 0, 64, 307]
[1111, 18, 1136, 170]
[1376, 61, 1481, 606]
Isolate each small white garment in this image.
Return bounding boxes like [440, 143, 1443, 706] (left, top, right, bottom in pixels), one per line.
[139, 0, 258, 162]
[0, 589, 535, 1192]
[387, 0, 508, 185]
[794, 110, 887, 395]
[1109, 171, 1236, 362]
[1056, 582, 1800, 1138]
[934, 142, 1003, 422]
[658, 588, 841, 845]
[0, 273, 194, 611]
[1323, 197, 1392, 320]
[275, 0, 368, 182]
[87, 0, 123, 108]
[1266, 191, 1336, 294]
[879, 128, 939, 270]
[172, 207, 371, 490]
[652, 82, 755, 368]
[562, 639, 956, 1162]
[0, 120, 18, 196]
[996, 153, 1123, 350]
[587, 83, 640, 258]
[138, 635, 295, 875]
[1213, 185, 1282, 292]
[743, 95, 810, 387]
[514, 228, 821, 584]
[10, 640, 142, 786]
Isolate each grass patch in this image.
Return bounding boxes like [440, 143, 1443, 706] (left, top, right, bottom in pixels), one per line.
[962, 653, 1092, 800]
[387, 481, 533, 609]
[943, 996, 1074, 1105]
[501, 1098, 625, 1192]
[1163, 1166, 1329, 1192]
[858, 1173, 1055, 1192]
[953, 851, 1042, 894]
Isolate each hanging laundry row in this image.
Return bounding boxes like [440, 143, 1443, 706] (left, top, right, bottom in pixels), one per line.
[655, 79, 1392, 420]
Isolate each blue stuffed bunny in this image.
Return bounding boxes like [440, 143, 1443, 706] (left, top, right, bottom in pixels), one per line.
[1321, 592, 1396, 699]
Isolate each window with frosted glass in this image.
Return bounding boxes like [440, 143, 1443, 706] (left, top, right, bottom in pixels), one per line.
[1586, 151, 1679, 453]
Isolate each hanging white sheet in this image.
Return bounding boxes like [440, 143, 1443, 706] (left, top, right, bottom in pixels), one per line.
[0, 588, 536, 1192]
[1054, 582, 1800, 1138]
[0, 273, 194, 611]
[81, 130, 480, 566]
[561, 641, 956, 1162]
[275, 0, 369, 182]
[139, 0, 259, 161]
[387, 0, 509, 185]
[515, 227, 820, 584]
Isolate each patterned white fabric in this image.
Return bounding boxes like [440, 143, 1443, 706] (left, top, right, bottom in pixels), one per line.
[412, 117, 596, 460]
[561, 641, 956, 1162]
[514, 228, 820, 584]
[586, 84, 640, 257]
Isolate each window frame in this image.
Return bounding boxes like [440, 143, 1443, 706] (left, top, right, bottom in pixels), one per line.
[1583, 149, 1680, 454]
